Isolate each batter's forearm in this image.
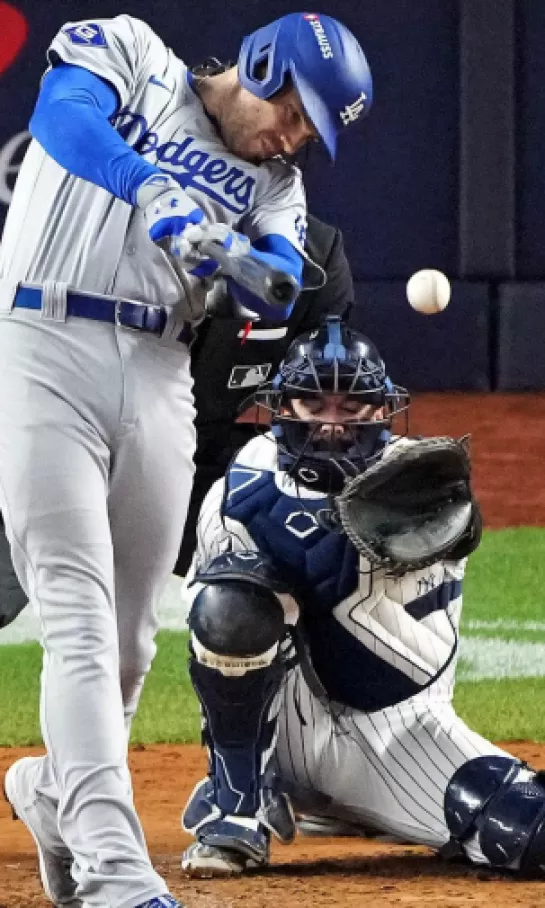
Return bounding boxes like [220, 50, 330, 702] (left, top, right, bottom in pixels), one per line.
[30, 63, 159, 205]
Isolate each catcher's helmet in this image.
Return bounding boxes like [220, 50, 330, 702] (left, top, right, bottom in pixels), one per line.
[238, 13, 372, 161]
[255, 317, 409, 493]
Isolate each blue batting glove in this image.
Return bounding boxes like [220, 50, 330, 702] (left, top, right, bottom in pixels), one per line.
[137, 173, 205, 253]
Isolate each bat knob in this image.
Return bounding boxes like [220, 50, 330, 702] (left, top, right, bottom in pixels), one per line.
[269, 272, 300, 306]
[272, 282, 296, 304]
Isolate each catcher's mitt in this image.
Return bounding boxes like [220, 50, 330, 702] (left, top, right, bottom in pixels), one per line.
[334, 436, 482, 573]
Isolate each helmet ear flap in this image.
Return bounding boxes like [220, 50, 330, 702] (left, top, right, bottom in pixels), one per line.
[250, 48, 274, 84]
[238, 30, 288, 99]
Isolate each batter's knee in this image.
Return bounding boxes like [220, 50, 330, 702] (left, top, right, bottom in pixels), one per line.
[188, 578, 285, 669]
[444, 755, 545, 876]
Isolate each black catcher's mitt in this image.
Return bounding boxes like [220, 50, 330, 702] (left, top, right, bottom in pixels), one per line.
[334, 436, 482, 573]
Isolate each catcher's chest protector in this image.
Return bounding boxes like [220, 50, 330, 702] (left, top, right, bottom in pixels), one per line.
[223, 465, 358, 608]
[223, 462, 460, 712]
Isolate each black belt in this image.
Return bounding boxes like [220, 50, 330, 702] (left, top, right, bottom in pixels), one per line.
[13, 285, 192, 343]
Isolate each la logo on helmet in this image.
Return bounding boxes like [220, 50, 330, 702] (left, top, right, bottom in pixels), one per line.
[340, 92, 368, 126]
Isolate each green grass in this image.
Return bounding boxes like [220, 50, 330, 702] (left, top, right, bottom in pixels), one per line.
[454, 678, 545, 742]
[0, 641, 42, 746]
[0, 632, 200, 747]
[131, 631, 200, 744]
[3, 528, 545, 747]
[462, 528, 545, 626]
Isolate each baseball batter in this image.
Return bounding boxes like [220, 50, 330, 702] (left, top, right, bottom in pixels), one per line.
[181, 317, 545, 878]
[0, 13, 372, 908]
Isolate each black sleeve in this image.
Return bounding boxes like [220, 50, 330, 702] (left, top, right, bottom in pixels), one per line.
[298, 227, 354, 330]
[174, 465, 217, 576]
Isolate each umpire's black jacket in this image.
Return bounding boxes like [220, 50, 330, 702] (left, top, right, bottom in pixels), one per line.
[175, 214, 353, 573]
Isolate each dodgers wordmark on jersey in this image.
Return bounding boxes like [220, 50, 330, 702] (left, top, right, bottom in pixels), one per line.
[0, 16, 306, 321]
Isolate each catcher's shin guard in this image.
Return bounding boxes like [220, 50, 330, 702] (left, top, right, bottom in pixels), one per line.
[185, 577, 294, 842]
[444, 755, 545, 876]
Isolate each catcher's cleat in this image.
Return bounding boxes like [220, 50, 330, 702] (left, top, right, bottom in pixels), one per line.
[181, 822, 270, 878]
[182, 776, 284, 877]
[4, 756, 81, 907]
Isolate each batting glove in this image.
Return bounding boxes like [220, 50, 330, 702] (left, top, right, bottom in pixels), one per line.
[137, 172, 207, 267]
[172, 222, 252, 279]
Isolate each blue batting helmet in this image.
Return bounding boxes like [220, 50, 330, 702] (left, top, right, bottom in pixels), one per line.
[254, 317, 410, 493]
[238, 13, 373, 161]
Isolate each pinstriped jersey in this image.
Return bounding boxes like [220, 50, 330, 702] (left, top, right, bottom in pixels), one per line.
[194, 433, 466, 712]
[0, 16, 306, 321]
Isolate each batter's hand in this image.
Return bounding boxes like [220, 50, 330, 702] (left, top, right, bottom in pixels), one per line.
[171, 223, 252, 279]
[137, 173, 209, 272]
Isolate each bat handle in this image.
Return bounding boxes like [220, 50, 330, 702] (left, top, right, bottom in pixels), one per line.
[199, 238, 299, 309]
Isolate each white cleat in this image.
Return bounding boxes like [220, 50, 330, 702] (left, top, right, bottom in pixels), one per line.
[181, 840, 267, 878]
[4, 756, 81, 907]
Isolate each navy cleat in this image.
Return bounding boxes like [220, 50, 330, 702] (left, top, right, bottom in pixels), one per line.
[181, 776, 294, 877]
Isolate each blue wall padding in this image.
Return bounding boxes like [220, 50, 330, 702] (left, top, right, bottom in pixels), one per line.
[348, 281, 491, 391]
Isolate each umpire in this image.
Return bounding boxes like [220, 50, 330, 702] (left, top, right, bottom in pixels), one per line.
[0, 213, 353, 624]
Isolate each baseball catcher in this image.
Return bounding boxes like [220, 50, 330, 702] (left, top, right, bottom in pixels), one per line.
[180, 316, 545, 879]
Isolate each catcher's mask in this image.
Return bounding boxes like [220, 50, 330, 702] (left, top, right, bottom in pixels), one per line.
[254, 316, 410, 493]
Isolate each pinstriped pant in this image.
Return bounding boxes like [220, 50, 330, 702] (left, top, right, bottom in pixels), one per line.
[275, 660, 509, 863]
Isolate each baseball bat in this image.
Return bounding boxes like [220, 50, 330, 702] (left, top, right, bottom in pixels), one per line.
[159, 233, 300, 309]
[198, 236, 300, 309]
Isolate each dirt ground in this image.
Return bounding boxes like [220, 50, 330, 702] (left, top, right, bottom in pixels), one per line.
[2, 393, 545, 908]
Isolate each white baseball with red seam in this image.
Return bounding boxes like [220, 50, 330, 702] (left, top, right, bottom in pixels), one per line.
[406, 269, 451, 314]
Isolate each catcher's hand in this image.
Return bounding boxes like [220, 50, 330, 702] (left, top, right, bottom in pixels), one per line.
[334, 436, 482, 574]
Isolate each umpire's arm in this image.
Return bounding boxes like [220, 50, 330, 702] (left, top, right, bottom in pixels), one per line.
[298, 220, 354, 329]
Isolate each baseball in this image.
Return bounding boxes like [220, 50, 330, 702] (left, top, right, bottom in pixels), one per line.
[406, 269, 451, 314]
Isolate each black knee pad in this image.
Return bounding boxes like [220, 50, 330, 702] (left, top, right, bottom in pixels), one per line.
[445, 755, 545, 875]
[189, 579, 285, 657]
[0, 521, 27, 629]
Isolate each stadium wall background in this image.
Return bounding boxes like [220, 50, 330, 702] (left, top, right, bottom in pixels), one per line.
[0, 0, 543, 390]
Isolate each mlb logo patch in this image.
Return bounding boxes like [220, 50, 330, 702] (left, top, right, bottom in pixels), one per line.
[228, 364, 271, 389]
[63, 23, 108, 47]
